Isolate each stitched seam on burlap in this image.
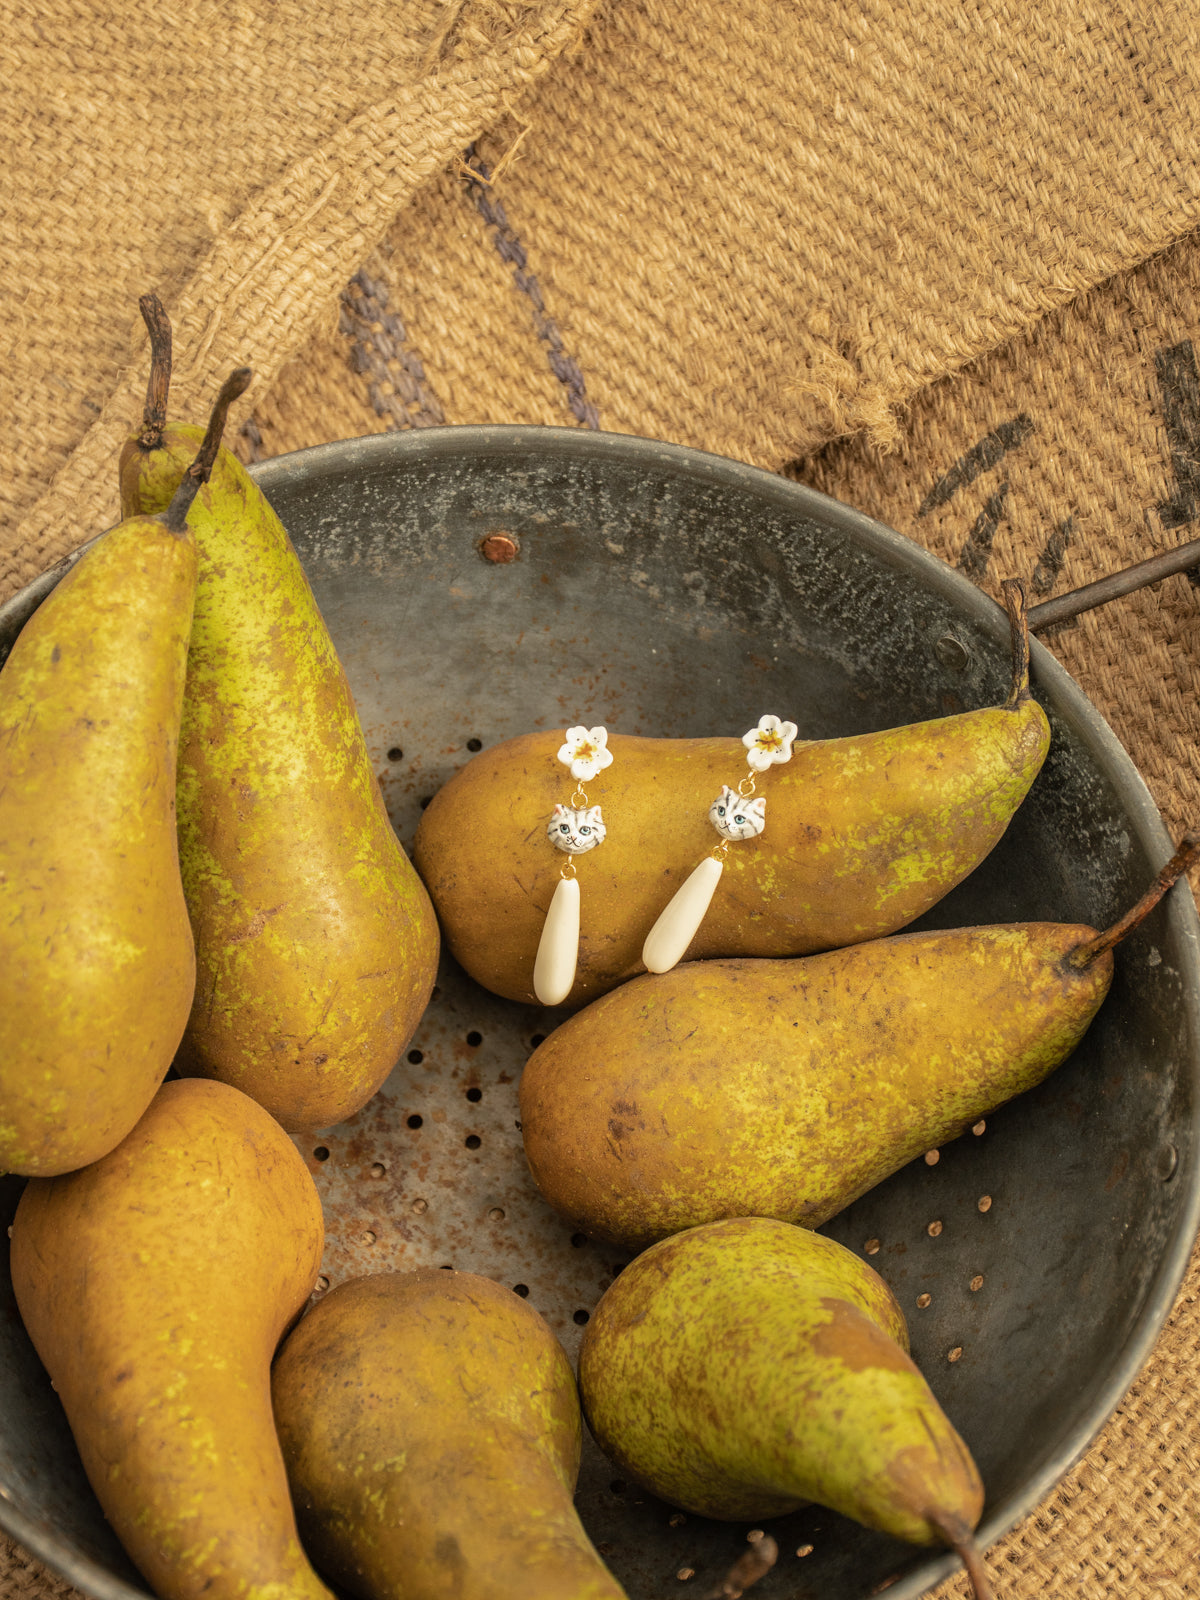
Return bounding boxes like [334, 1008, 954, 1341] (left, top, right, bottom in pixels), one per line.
[461, 143, 600, 430]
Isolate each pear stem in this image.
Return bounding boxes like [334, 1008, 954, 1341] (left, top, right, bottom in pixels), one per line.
[927, 1513, 993, 1600]
[162, 367, 253, 534]
[1067, 832, 1200, 970]
[700, 1533, 778, 1600]
[136, 293, 173, 451]
[1001, 576, 1032, 708]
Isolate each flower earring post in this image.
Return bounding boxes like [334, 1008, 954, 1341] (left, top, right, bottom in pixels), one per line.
[533, 726, 613, 1006]
[641, 714, 798, 975]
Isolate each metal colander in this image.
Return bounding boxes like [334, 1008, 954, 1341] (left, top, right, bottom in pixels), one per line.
[1, 426, 1198, 1600]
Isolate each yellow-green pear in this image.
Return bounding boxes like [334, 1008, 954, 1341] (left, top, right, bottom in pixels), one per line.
[271, 1268, 628, 1600]
[579, 1217, 992, 1598]
[9, 1076, 334, 1600]
[520, 837, 1198, 1250]
[413, 581, 1049, 1006]
[119, 308, 439, 1131]
[0, 375, 243, 1176]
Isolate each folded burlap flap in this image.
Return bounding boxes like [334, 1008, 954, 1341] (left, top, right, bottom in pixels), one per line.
[0, 0, 600, 602]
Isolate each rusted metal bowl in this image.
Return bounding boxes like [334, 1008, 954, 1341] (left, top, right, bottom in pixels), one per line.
[2, 425, 1198, 1600]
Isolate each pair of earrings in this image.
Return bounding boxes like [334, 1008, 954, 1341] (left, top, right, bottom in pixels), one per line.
[532, 715, 799, 1005]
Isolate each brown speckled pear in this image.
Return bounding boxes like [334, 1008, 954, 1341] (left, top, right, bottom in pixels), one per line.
[119, 319, 439, 1131]
[0, 376, 243, 1176]
[413, 581, 1049, 1006]
[520, 837, 1199, 1252]
[579, 1218, 992, 1599]
[271, 1269, 628, 1600]
[10, 1077, 334, 1600]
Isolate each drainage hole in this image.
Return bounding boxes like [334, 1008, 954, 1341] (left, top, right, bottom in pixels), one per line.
[407, 1049, 424, 1064]
[370, 1162, 386, 1179]
[386, 747, 403, 762]
[573, 1309, 591, 1325]
[407, 1114, 423, 1129]
[513, 1283, 530, 1297]
[313, 1146, 330, 1162]
[465, 1086, 482, 1102]
[464, 1134, 482, 1150]
[466, 1030, 483, 1047]
[530, 1033, 546, 1048]
[466, 738, 483, 752]
[571, 1232, 588, 1248]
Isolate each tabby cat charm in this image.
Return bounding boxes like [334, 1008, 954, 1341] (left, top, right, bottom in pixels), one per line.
[641, 714, 797, 975]
[533, 726, 612, 1005]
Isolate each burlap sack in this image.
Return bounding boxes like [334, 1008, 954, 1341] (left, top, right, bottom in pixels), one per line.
[7, 2, 1200, 1598]
[0, 0, 601, 602]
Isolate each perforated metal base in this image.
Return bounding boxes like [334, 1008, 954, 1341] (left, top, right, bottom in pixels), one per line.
[2, 426, 1199, 1600]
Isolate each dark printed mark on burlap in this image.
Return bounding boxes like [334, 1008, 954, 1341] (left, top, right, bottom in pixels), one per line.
[1032, 516, 1073, 595]
[240, 416, 268, 464]
[1153, 341, 1200, 586]
[339, 270, 446, 430]
[957, 483, 1010, 580]
[917, 415, 1036, 519]
[461, 144, 600, 430]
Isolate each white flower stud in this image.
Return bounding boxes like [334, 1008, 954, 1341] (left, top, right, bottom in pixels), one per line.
[642, 713, 798, 975]
[557, 725, 614, 783]
[743, 713, 798, 772]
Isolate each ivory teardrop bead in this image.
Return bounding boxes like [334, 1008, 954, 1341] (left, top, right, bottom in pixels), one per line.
[533, 875, 582, 1006]
[641, 855, 725, 974]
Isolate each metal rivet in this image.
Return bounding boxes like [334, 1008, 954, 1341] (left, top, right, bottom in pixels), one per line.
[948, 1346, 964, 1363]
[917, 1293, 932, 1309]
[927, 1220, 943, 1237]
[935, 634, 970, 671]
[970, 1274, 984, 1292]
[480, 533, 520, 563]
[978, 1195, 993, 1213]
[1157, 1144, 1179, 1182]
[864, 1237, 881, 1254]
[924, 1148, 940, 1165]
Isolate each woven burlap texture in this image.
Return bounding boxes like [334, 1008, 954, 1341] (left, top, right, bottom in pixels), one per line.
[0, 0, 600, 604]
[231, 0, 1200, 481]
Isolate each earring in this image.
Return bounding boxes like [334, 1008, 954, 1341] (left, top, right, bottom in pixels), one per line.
[533, 725, 613, 1005]
[642, 713, 797, 975]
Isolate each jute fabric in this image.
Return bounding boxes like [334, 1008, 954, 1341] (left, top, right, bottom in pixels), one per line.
[6, 0, 1200, 1597]
[0, 0, 601, 604]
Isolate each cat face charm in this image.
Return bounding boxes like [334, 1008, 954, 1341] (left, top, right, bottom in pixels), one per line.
[548, 802, 606, 855]
[709, 785, 766, 841]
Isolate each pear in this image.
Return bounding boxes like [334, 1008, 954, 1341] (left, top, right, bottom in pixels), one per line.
[270, 1268, 628, 1600]
[519, 836, 1199, 1251]
[9, 1076, 334, 1600]
[119, 303, 440, 1131]
[413, 580, 1049, 1006]
[0, 373, 243, 1177]
[578, 1216, 993, 1599]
